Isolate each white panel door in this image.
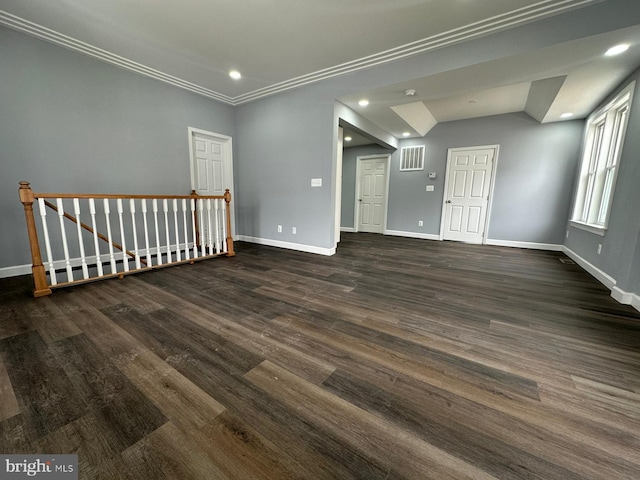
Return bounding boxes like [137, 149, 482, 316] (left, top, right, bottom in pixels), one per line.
[358, 157, 387, 234]
[193, 133, 226, 197]
[189, 128, 235, 239]
[442, 147, 495, 243]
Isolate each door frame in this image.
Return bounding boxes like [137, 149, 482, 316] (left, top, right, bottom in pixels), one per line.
[335, 127, 344, 245]
[438, 145, 499, 244]
[353, 154, 391, 233]
[188, 127, 236, 236]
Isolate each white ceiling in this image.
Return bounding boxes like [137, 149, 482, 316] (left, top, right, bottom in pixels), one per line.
[342, 129, 376, 148]
[1, 0, 640, 141]
[338, 23, 640, 138]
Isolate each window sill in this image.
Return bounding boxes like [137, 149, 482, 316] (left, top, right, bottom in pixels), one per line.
[569, 220, 607, 236]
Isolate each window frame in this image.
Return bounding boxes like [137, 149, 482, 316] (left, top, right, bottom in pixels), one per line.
[570, 81, 634, 235]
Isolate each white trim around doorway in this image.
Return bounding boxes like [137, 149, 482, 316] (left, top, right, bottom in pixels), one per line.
[187, 127, 236, 236]
[353, 154, 391, 233]
[439, 145, 499, 244]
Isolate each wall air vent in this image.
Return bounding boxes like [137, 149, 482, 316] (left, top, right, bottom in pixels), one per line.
[400, 145, 425, 171]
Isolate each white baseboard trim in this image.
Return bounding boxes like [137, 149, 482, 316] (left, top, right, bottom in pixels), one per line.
[611, 286, 640, 311]
[485, 239, 563, 251]
[0, 264, 32, 278]
[611, 286, 637, 305]
[633, 294, 640, 312]
[384, 230, 440, 241]
[236, 235, 336, 256]
[0, 243, 200, 279]
[561, 246, 617, 290]
[340, 227, 355, 233]
[562, 246, 640, 313]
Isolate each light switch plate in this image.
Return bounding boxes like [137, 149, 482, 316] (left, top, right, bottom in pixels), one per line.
[426, 185, 435, 192]
[311, 178, 322, 187]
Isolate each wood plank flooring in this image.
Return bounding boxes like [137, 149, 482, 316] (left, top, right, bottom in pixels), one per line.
[2, 232, 640, 479]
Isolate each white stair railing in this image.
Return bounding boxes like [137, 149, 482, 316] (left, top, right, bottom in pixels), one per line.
[18, 181, 235, 297]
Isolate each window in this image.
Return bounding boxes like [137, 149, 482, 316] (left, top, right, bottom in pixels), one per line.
[571, 82, 634, 233]
[400, 145, 425, 171]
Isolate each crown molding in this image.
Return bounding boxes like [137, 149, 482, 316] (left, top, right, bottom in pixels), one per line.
[232, 0, 601, 104]
[0, 10, 234, 104]
[1, 0, 600, 106]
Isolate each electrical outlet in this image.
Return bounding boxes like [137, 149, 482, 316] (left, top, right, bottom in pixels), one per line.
[418, 220, 423, 227]
[597, 244, 602, 255]
[277, 225, 282, 233]
[292, 227, 297, 234]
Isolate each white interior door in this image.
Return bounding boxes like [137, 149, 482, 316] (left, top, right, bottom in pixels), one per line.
[441, 146, 496, 244]
[188, 128, 235, 236]
[357, 157, 388, 234]
[192, 133, 226, 196]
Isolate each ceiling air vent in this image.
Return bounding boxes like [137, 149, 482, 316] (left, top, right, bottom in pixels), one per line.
[400, 145, 425, 171]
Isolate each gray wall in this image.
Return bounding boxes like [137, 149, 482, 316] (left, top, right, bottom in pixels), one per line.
[235, 0, 640, 252]
[385, 137, 447, 236]
[408, 113, 580, 243]
[566, 66, 640, 293]
[631, 238, 640, 294]
[0, 26, 234, 269]
[341, 113, 583, 242]
[4, 0, 640, 272]
[234, 90, 336, 248]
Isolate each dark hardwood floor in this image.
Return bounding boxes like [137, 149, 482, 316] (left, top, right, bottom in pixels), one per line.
[2, 233, 640, 479]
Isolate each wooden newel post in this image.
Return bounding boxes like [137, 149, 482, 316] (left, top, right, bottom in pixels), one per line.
[191, 190, 201, 247]
[224, 189, 235, 257]
[18, 182, 52, 297]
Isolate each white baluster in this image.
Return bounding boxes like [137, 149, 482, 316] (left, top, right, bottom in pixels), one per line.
[73, 198, 89, 279]
[88, 199, 104, 277]
[56, 198, 74, 282]
[117, 199, 129, 272]
[198, 199, 206, 257]
[130, 199, 141, 269]
[172, 199, 181, 262]
[206, 199, 213, 255]
[141, 199, 152, 267]
[37, 198, 57, 285]
[214, 198, 221, 253]
[190, 198, 198, 259]
[104, 199, 117, 274]
[152, 199, 162, 265]
[220, 198, 227, 253]
[163, 199, 172, 263]
[181, 199, 190, 260]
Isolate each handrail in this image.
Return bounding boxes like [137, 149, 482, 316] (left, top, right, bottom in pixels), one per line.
[33, 192, 227, 200]
[18, 181, 235, 297]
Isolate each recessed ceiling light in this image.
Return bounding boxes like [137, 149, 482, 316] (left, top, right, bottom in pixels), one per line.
[468, 99, 479, 104]
[344, 136, 352, 142]
[560, 112, 574, 118]
[229, 70, 242, 80]
[605, 44, 630, 57]
[405, 89, 416, 97]
[402, 132, 411, 137]
[358, 99, 369, 107]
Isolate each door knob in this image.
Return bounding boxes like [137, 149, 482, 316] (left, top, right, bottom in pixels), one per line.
[446, 200, 452, 203]
[359, 199, 362, 202]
